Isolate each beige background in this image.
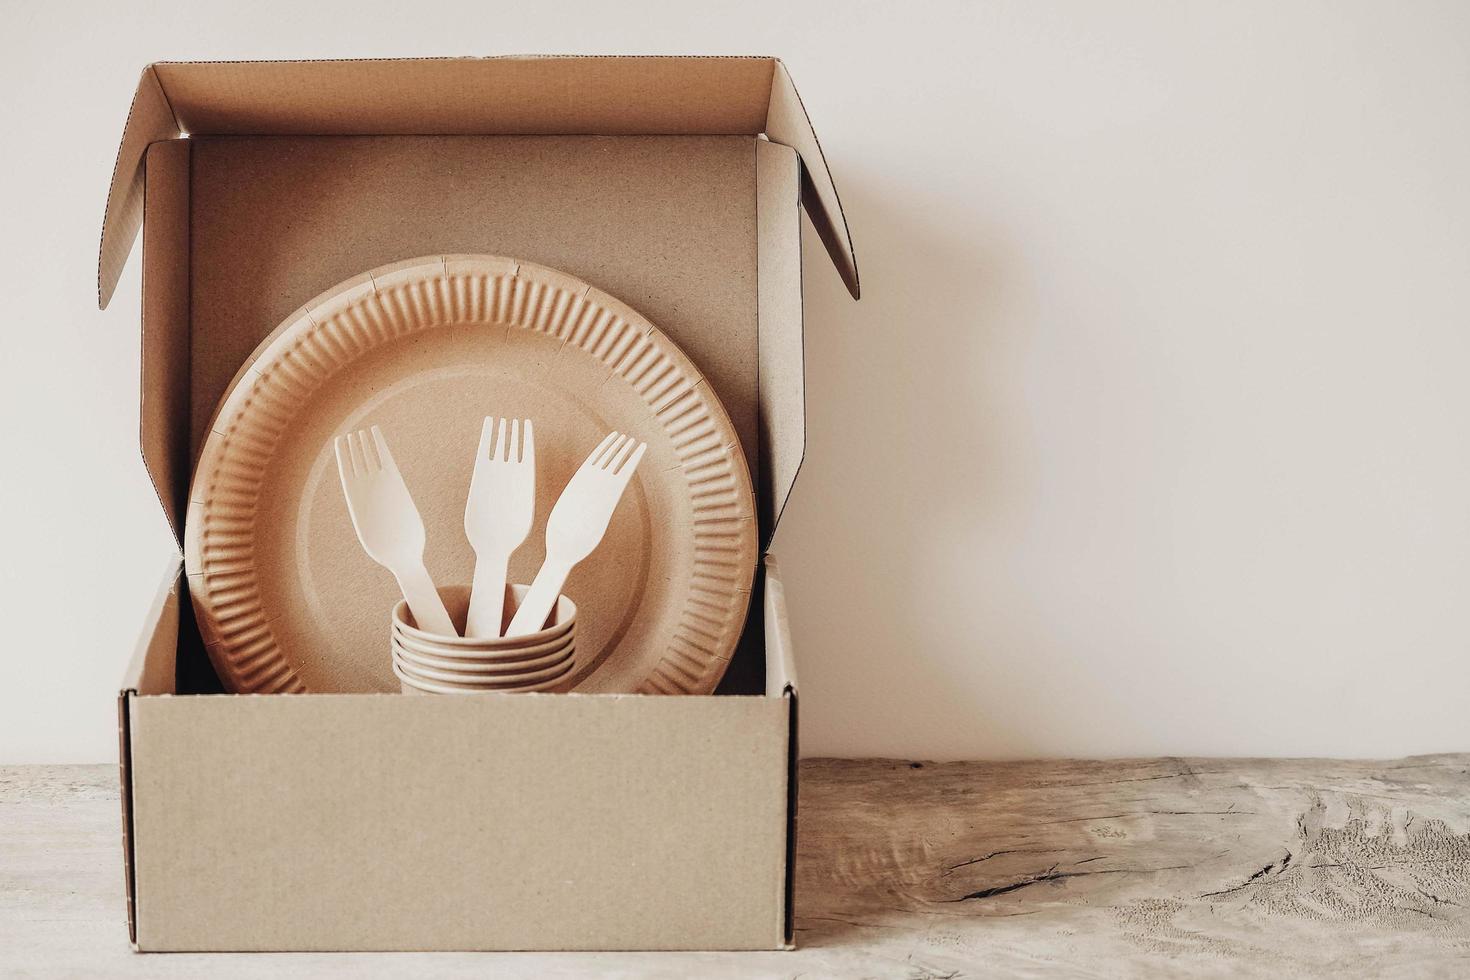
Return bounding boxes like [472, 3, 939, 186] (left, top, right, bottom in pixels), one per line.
[3, 1, 1470, 762]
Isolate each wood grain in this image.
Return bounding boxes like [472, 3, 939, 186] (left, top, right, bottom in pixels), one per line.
[3, 757, 1469, 977]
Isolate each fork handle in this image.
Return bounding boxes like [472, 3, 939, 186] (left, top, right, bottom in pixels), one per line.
[394, 562, 456, 637]
[465, 554, 510, 639]
[504, 558, 573, 638]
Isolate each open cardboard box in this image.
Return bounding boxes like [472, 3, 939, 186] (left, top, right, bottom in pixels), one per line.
[101, 56, 858, 952]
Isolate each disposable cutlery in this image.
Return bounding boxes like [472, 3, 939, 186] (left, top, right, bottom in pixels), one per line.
[505, 432, 647, 637]
[334, 425, 456, 637]
[463, 417, 536, 638]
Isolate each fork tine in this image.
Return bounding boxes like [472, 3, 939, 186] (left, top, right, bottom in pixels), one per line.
[510, 418, 521, 463]
[521, 419, 535, 463]
[334, 436, 354, 481]
[354, 431, 373, 473]
[358, 430, 377, 473]
[607, 435, 636, 472]
[496, 417, 508, 462]
[369, 425, 395, 473]
[347, 430, 367, 475]
[477, 416, 495, 461]
[583, 431, 620, 469]
[597, 434, 628, 468]
[615, 441, 647, 479]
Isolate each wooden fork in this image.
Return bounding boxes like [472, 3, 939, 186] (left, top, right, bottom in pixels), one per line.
[504, 432, 646, 637]
[333, 425, 456, 637]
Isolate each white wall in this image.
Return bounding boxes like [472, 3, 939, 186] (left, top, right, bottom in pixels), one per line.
[4, 0, 1469, 763]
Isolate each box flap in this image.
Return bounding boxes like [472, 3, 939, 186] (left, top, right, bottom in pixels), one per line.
[763, 556, 798, 698]
[98, 67, 183, 308]
[98, 56, 859, 308]
[765, 61, 860, 299]
[122, 558, 183, 696]
[140, 140, 191, 547]
[756, 141, 806, 544]
[150, 56, 773, 135]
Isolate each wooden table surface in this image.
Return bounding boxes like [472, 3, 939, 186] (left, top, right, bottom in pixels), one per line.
[4, 757, 1469, 977]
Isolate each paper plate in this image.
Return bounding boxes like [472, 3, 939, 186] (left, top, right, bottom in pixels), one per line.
[185, 255, 757, 695]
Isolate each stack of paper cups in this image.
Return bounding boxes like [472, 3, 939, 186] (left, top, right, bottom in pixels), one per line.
[390, 585, 577, 695]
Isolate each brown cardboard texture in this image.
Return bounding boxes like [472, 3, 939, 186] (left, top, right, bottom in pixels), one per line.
[103, 56, 855, 952]
[128, 596, 789, 951]
[100, 57, 858, 308]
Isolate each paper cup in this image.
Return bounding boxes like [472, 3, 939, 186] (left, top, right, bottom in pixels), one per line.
[394, 584, 575, 647]
[392, 624, 575, 663]
[393, 646, 575, 687]
[388, 583, 580, 695]
[392, 637, 575, 675]
[393, 656, 578, 695]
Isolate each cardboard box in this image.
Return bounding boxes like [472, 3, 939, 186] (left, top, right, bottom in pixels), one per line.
[100, 56, 857, 952]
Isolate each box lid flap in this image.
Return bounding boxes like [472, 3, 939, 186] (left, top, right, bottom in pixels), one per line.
[121, 558, 183, 696]
[98, 67, 182, 308]
[756, 140, 806, 545]
[97, 56, 859, 307]
[765, 61, 860, 299]
[763, 556, 798, 698]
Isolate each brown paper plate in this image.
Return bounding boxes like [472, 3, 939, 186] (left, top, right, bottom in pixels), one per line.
[185, 255, 757, 695]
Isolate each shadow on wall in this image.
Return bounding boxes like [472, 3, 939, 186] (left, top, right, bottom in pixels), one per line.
[779, 172, 1077, 759]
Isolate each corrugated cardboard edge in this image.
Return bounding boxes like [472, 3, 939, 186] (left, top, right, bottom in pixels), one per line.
[783, 681, 799, 948]
[763, 555, 800, 947]
[118, 559, 186, 950]
[97, 56, 859, 310]
[116, 689, 136, 948]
